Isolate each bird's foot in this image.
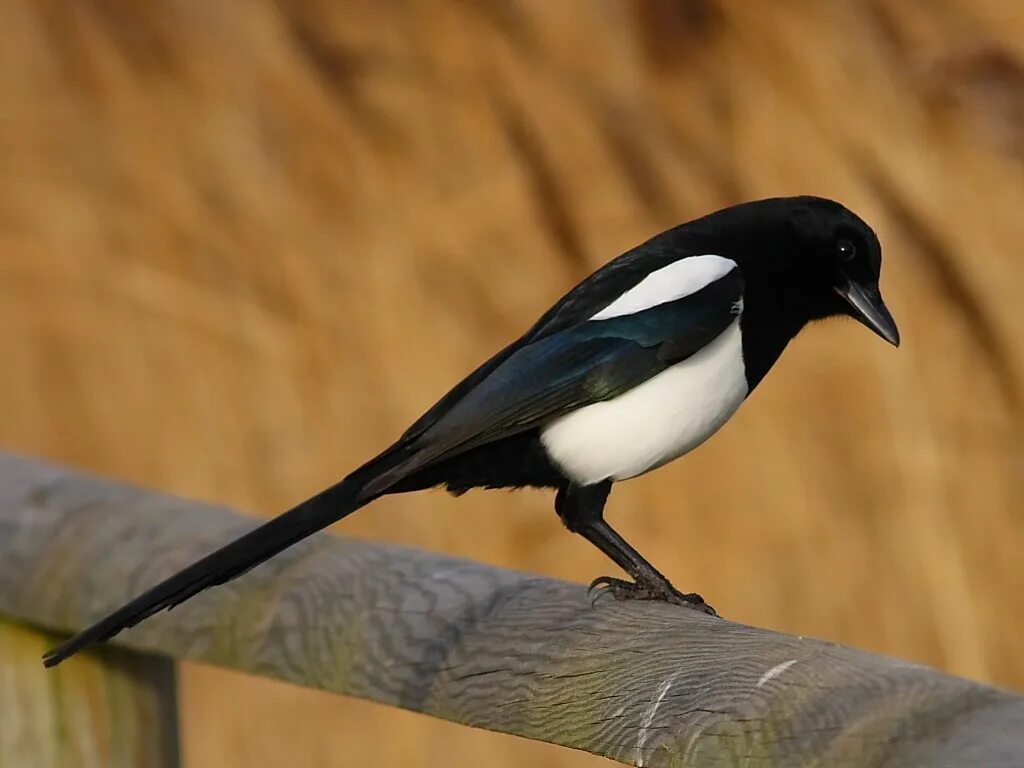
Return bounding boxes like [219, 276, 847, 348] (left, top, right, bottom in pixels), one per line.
[588, 576, 717, 616]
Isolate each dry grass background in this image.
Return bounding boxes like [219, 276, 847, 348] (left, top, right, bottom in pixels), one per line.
[1, 1, 1022, 766]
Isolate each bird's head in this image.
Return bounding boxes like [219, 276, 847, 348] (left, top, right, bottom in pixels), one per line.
[713, 196, 900, 347]
[785, 197, 899, 346]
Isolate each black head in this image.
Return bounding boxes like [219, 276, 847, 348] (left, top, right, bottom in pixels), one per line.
[695, 196, 899, 347]
[784, 197, 899, 346]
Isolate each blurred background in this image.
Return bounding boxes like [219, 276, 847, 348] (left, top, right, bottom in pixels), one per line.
[1, 1, 1022, 766]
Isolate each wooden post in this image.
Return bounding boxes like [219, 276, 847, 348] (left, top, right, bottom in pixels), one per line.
[0, 620, 180, 768]
[0, 452, 1022, 767]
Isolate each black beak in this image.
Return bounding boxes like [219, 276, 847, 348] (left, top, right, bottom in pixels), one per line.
[834, 279, 900, 347]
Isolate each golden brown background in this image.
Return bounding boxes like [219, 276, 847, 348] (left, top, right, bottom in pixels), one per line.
[2, 1, 1022, 766]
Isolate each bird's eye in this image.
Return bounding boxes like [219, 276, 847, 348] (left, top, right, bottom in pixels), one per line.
[836, 239, 856, 262]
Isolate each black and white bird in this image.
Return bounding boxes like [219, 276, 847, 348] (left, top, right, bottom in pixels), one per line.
[44, 195, 899, 667]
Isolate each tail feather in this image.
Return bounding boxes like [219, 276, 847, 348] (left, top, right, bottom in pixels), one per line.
[43, 453, 399, 668]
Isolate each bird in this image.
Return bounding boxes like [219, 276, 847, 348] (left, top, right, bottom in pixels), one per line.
[43, 195, 899, 667]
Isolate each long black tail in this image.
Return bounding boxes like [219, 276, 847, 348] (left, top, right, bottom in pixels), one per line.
[43, 451, 402, 668]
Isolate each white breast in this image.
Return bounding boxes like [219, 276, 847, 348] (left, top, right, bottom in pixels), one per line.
[539, 319, 748, 485]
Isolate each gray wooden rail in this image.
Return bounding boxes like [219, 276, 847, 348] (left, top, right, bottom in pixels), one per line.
[0, 452, 1022, 767]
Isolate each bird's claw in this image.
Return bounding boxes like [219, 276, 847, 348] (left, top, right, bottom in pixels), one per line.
[587, 575, 717, 616]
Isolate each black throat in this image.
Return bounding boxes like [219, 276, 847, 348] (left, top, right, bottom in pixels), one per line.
[737, 270, 821, 390]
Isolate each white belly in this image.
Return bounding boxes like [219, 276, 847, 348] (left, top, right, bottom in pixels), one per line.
[539, 320, 748, 484]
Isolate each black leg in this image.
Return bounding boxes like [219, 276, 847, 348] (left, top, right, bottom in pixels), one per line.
[555, 482, 716, 616]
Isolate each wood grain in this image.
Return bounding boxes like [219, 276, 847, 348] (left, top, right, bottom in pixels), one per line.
[1, 453, 1020, 768]
[0, 620, 180, 768]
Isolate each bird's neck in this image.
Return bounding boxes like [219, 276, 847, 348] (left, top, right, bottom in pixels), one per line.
[738, 282, 813, 390]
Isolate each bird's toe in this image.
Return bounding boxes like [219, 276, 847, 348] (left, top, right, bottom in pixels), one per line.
[587, 575, 718, 616]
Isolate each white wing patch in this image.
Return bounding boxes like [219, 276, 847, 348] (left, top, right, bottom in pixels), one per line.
[590, 254, 738, 321]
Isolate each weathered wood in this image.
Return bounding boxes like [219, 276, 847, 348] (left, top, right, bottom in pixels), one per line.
[0, 620, 180, 768]
[0, 452, 1020, 768]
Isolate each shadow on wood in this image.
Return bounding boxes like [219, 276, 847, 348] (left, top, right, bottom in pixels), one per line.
[0, 452, 1021, 767]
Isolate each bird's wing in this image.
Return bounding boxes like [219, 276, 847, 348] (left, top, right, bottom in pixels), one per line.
[400, 238, 712, 443]
[367, 268, 742, 493]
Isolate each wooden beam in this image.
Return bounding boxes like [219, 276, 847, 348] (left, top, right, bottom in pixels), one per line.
[0, 620, 180, 768]
[0, 452, 1021, 767]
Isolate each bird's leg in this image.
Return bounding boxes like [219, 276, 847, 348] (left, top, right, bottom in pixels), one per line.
[554, 482, 716, 616]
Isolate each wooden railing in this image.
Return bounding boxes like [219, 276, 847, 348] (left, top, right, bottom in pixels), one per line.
[1, 452, 1022, 767]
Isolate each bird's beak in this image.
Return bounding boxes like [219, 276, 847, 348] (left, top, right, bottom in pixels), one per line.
[834, 279, 900, 347]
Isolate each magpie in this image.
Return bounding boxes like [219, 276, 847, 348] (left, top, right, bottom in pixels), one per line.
[43, 195, 899, 667]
